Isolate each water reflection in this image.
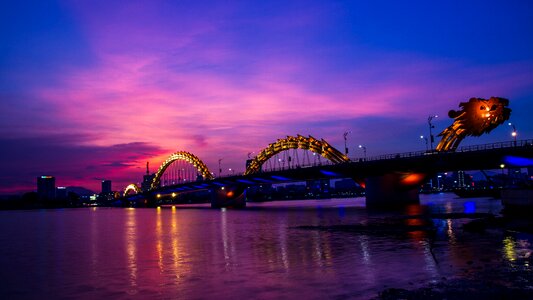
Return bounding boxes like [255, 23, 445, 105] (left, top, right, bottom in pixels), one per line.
[125, 208, 137, 294]
[170, 206, 183, 278]
[90, 207, 99, 279]
[220, 208, 233, 269]
[156, 206, 164, 273]
[503, 235, 533, 263]
[1, 195, 532, 299]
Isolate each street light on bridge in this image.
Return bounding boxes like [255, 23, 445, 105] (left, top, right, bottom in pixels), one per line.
[428, 114, 438, 150]
[420, 135, 429, 151]
[358, 145, 367, 160]
[343, 131, 351, 156]
[508, 122, 517, 145]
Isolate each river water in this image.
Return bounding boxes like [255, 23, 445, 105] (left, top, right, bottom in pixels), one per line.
[0, 194, 531, 299]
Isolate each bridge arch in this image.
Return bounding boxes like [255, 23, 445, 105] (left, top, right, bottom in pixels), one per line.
[244, 135, 350, 175]
[151, 151, 214, 190]
[123, 183, 142, 197]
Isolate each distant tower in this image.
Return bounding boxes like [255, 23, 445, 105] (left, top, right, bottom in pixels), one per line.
[102, 180, 112, 194]
[37, 176, 56, 200]
[142, 161, 155, 191]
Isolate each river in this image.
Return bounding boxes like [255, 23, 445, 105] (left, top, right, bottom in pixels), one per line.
[0, 193, 531, 299]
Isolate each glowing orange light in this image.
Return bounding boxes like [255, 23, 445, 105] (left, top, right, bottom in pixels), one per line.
[226, 191, 234, 197]
[401, 173, 425, 185]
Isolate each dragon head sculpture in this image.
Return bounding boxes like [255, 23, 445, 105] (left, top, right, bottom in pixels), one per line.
[436, 97, 511, 152]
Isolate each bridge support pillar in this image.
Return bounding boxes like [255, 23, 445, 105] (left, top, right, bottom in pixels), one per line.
[365, 174, 420, 209]
[210, 185, 246, 208]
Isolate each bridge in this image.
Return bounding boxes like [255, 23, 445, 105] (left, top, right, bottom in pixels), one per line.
[122, 97, 533, 208]
[124, 139, 533, 208]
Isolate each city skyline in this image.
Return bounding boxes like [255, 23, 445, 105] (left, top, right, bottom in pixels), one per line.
[2, 1, 533, 194]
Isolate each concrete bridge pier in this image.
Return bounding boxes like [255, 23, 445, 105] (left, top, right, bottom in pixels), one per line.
[364, 173, 422, 209]
[210, 185, 247, 208]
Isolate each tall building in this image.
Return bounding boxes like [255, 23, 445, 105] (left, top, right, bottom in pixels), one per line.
[102, 180, 112, 194]
[37, 176, 55, 200]
[141, 162, 155, 191]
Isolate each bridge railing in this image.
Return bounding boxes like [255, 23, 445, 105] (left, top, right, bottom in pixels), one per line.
[213, 139, 532, 178]
[362, 139, 533, 162]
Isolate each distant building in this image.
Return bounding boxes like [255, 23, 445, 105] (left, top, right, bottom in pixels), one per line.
[37, 176, 55, 200]
[102, 180, 112, 194]
[141, 162, 155, 191]
[306, 179, 330, 195]
[56, 186, 67, 199]
[142, 174, 155, 191]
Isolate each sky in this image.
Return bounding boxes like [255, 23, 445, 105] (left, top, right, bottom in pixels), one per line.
[1, 0, 532, 194]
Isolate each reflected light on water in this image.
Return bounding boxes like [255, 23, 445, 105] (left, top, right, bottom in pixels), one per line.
[405, 205, 426, 241]
[446, 219, 456, 244]
[278, 219, 289, 270]
[90, 207, 99, 278]
[220, 208, 233, 270]
[503, 236, 517, 262]
[170, 207, 182, 277]
[358, 235, 371, 265]
[126, 209, 138, 294]
[156, 207, 164, 273]
[503, 235, 533, 264]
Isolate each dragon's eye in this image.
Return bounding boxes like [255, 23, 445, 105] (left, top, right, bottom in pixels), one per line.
[480, 105, 485, 110]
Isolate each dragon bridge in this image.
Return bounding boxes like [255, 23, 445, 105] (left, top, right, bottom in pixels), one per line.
[244, 135, 350, 175]
[150, 151, 213, 190]
[123, 183, 142, 197]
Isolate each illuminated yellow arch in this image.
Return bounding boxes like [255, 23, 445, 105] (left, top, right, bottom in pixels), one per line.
[151, 151, 214, 190]
[244, 135, 350, 175]
[123, 183, 142, 197]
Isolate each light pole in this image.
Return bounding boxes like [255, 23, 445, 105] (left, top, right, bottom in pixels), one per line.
[500, 163, 506, 186]
[358, 145, 367, 160]
[428, 115, 438, 150]
[218, 158, 222, 177]
[420, 135, 429, 151]
[229, 168, 235, 176]
[343, 131, 351, 156]
[508, 122, 517, 145]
